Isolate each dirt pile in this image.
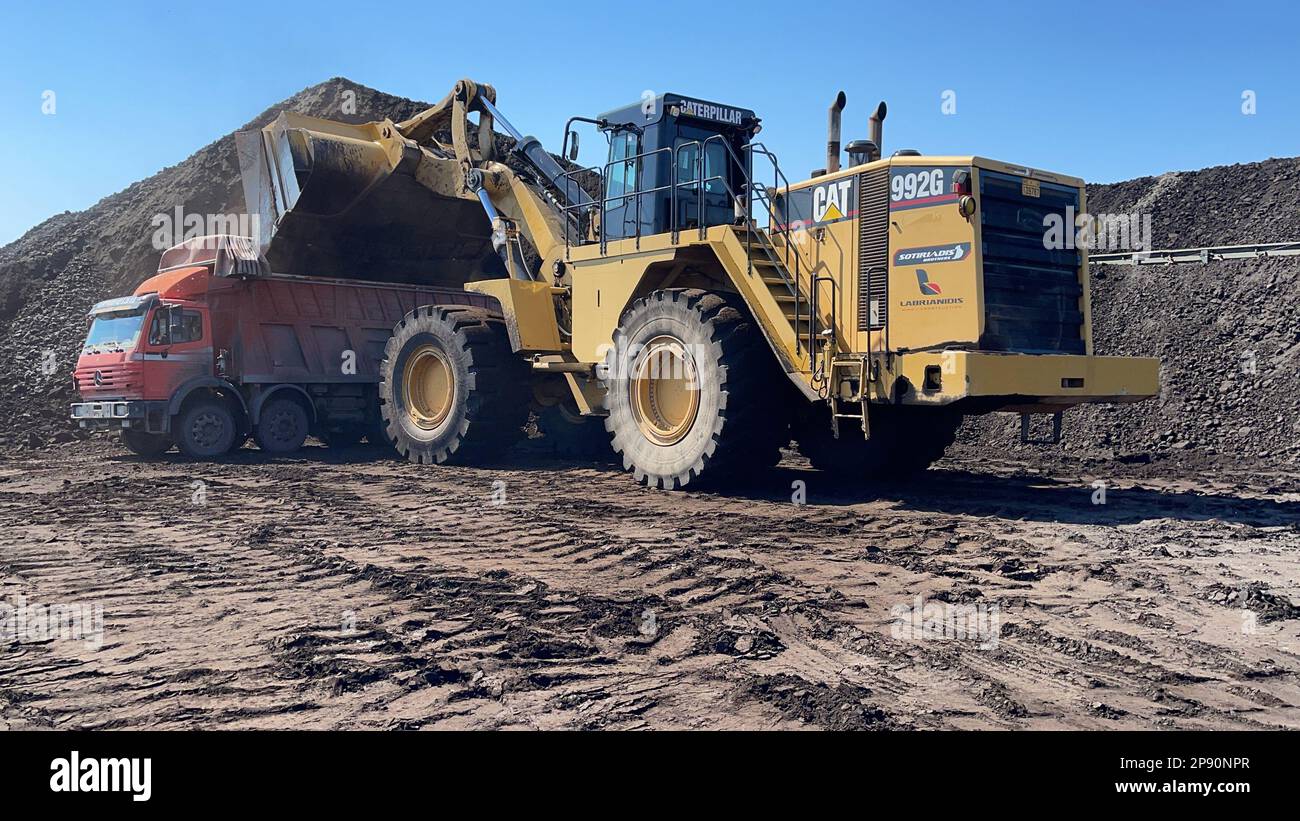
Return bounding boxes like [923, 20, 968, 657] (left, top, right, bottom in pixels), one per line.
[956, 156, 1300, 470]
[0, 80, 430, 449]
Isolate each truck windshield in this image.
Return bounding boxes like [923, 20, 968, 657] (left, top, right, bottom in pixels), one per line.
[84, 309, 146, 353]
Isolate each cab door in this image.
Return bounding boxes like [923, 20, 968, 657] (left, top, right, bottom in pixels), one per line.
[673, 130, 744, 231]
[603, 130, 642, 241]
[139, 304, 213, 400]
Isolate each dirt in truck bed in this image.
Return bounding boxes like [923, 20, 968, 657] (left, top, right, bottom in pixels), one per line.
[2, 440, 1297, 730]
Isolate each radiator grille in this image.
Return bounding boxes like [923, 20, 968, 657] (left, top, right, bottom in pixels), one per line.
[978, 170, 1085, 354]
[858, 167, 889, 330]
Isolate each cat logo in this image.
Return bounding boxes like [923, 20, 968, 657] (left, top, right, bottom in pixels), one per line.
[812, 177, 857, 225]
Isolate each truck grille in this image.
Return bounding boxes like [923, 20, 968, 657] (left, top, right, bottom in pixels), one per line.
[978, 170, 1085, 354]
[74, 363, 140, 396]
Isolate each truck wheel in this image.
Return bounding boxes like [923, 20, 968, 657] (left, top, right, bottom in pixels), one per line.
[603, 289, 788, 489]
[175, 398, 237, 459]
[796, 406, 961, 478]
[379, 306, 529, 465]
[255, 397, 310, 454]
[121, 430, 172, 458]
[535, 401, 611, 460]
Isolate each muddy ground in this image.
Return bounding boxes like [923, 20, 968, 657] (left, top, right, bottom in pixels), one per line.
[1, 439, 1297, 730]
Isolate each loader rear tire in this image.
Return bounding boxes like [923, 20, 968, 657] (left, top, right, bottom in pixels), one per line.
[121, 430, 172, 458]
[603, 289, 788, 489]
[379, 306, 529, 465]
[796, 405, 961, 479]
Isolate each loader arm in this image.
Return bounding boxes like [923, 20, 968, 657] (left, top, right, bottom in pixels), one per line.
[396, 78, 589, 282]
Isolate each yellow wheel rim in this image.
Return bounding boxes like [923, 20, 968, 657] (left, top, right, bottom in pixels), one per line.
[631, 335, 700, 446]
[402, 344, 454, 430]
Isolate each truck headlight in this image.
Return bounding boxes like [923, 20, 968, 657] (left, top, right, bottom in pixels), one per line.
[115, 403, 128, 417]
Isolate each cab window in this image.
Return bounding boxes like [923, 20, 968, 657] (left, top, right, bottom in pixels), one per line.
[148, 308, 203, 345]
[605, 131, 639, 205]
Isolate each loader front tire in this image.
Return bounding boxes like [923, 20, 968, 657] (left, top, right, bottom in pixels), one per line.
[379, 306, 528, 465]
[603, 289, 787, 490]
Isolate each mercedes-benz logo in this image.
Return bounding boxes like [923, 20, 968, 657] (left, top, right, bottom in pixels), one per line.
[93, 370, 104, 387]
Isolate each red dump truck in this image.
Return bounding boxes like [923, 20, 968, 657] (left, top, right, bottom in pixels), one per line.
[70, 235, 496, 457]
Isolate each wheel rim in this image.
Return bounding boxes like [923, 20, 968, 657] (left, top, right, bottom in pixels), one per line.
[402, 344, 454, 431]
[267, 408, 299, 443]
[630, 335, 700, 446]
[191, 411, 225, 449]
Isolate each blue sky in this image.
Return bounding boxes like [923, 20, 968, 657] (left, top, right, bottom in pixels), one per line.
[1, 0, 1296, 245]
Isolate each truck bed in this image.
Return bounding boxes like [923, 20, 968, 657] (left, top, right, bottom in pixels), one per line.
[208, 274, 498, 385]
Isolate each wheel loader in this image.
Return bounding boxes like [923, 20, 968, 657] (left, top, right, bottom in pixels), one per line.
[234, 79, 1159, 488]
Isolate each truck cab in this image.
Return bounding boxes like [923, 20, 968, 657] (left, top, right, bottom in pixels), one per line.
[72, 267, 215, 452]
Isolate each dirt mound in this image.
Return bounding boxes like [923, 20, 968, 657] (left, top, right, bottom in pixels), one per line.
[1086, 157, 1300, 248]
[0, 79, 430, 449]
[957, 156, 1300, 470]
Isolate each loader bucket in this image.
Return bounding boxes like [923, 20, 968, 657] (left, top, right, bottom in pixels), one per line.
[236, 112, 493, 284]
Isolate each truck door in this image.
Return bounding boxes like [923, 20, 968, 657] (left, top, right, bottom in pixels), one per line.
[141, 304, 213, 401]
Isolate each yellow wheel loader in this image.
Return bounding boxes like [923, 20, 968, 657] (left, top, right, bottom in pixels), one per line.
[236, 79, 1159, 488]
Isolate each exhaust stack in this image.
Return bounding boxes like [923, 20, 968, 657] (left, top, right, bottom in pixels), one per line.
[867, 101, 887, 161]
[826, 91, 847, 173]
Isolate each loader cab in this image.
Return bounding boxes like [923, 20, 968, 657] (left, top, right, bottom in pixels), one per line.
[597, 94, 760, 241]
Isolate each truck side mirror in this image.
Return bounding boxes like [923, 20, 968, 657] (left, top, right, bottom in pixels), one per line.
[567, 131, 580, 162]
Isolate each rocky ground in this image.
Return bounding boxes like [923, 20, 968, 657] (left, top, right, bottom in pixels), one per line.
[1, 440, 1297, 730]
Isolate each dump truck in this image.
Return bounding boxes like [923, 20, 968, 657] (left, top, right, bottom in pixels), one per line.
[70, 235, 495, 457]
[224, 79, 1158, 487]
